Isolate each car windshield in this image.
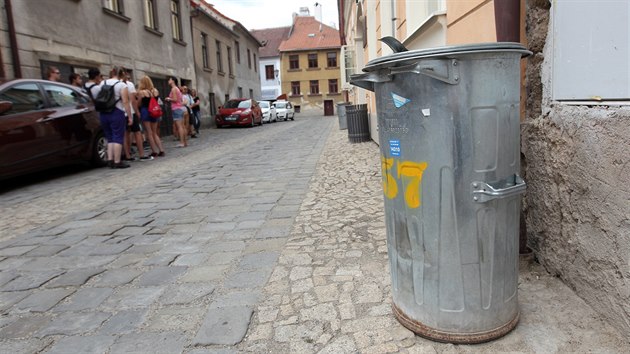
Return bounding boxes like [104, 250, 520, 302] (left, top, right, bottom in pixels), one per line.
[259, 101, 270, 108]
[224, 100, 250, 109]
[274, 102, 286, 109]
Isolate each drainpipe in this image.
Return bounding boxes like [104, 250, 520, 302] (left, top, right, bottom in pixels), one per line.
[494, 0, 520, 42]
[4, 0, 22, 78]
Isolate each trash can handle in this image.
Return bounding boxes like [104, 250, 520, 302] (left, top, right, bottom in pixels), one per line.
[471, 175, 526, 203]
[349, 71, 393, 92]
[389, 59, 460, 85]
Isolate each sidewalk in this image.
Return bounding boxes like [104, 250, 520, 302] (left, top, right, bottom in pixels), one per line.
[236, 124, 627, 353]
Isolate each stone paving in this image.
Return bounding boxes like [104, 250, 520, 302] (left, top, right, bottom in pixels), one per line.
[0, 115, 627, 353]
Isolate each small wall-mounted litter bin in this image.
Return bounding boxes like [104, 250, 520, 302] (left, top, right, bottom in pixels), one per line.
[350, 42, 531, 344]
[346, 104, 370, 143]
[336, 102, 349, 130]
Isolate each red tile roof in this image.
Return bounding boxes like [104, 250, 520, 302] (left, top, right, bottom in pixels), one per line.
[251, 27, 291, 58]
[278, 16, 340, 52]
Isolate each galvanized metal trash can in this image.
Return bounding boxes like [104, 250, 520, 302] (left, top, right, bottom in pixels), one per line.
[337, 102, 349, 130]
[346, 104, 370, 143]
[350, 42, 531, 343]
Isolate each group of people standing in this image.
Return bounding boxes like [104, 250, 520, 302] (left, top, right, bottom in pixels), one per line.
[47, 65, 201, 169]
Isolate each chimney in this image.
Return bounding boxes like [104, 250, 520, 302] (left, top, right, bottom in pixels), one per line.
[314, 2, 323, 31]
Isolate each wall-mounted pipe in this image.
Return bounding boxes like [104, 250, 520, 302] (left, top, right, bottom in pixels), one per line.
[494, 0, 521, 42]
[4, 0, 22, 78]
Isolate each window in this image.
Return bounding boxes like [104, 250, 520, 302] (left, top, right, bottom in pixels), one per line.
[247, 49, 251, 69]
[104, 0, 123, 14]
[227, 47, 233, 75]
[43, 83, 87, 107]
[265, 65, 275, 80]
[201, 33, 209, 69]
[216, 40, 223, 72]
[308, 53, 318, 68]
[254, 54, 257, 72]
[170, 0, 182, 40]
[249, 89, 254, 99]
[0, 83, 45, 114]
[291, 81, 300, 95]
[328, 79, 338, 93]
[343, 46, 356, 84]
[310, 80, 319, 94]
[143, 0, 158, 29]
[552, 2, 630, 100]
[289, 55, 299, 69]
[235, 41, 241, 63]
[238, 87, 243, 97]
[327, 52, 337, 67]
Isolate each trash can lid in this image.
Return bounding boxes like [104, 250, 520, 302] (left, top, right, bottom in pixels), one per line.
[363, 42, 531, 72]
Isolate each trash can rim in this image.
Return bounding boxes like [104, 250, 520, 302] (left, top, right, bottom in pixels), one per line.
[363, 42, 531, 72]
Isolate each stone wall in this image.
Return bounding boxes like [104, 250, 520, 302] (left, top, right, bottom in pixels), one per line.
[522, 0, 630, 337]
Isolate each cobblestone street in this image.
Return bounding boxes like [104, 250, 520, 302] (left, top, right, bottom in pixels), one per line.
[0, 115, 626, 353]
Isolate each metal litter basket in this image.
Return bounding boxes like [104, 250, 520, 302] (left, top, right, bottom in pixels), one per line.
[351, 42, 531, 343]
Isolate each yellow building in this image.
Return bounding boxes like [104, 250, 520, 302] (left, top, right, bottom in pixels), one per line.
[278, 15, 342, 116]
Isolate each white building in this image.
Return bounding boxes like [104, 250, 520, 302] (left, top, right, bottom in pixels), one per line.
[251, 26, 291, 101]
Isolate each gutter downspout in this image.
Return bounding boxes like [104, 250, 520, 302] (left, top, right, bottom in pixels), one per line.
[4, 0, 21, 78]
[494, 0, 520, 42]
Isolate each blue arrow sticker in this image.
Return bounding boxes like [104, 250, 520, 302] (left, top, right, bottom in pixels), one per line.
[389, 140, 401, 157]
[391, 92, 411, 108]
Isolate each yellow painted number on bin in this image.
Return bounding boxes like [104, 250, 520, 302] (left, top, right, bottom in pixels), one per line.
[381, 155, 428, 209]
[398, 161, 428, 209]
[381, 156, 398, 199]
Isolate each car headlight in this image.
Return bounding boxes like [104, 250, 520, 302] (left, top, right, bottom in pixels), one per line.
[240, 109, 251, 116]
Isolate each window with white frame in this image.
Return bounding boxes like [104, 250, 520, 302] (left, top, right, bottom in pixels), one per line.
[170, 0, 182, 41]
[104, 0, 123, 14]
[143, 0, 158, 29]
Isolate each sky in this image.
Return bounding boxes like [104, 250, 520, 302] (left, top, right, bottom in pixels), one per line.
[206, 0, 340, 31]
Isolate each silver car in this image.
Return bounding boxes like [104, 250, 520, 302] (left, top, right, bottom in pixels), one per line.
[272, 100, 295, 121]
[259, 100, 276, 123]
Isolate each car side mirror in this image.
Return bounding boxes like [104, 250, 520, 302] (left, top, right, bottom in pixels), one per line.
[0, 101, 13, 115]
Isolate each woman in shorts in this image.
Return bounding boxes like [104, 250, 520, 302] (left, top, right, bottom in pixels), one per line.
[167, 76, 187, 147]
[138, 75, 165, 157]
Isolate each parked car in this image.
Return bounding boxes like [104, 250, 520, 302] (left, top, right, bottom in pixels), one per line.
[259, 100, 276, 123]
[0, 79, 107, 180]
[215, 98, 263, 128]
[272, 100, 295, 121]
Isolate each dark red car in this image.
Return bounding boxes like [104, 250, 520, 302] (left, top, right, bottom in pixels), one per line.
[0, 79, 107, 180]
[215, 98, 263, 128]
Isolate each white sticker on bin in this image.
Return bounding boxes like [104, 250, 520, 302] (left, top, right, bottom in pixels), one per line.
[422, 108, 430, 117]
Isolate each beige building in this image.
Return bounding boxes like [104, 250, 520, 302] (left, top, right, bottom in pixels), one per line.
[340, 0, 630, 338]
[190, 0, 262, 122]
[278, 13, 342, 115]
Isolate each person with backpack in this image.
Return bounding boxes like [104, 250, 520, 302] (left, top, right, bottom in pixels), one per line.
[137, 75, 165, 157]
[84, 68, 103, 98]
[91, 65, 133, 168]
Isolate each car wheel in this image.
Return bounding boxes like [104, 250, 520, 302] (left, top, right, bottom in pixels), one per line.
[91, 132, 108, 167]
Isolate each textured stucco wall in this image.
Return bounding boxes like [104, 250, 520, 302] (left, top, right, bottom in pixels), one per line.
[522, 0, 630, 337]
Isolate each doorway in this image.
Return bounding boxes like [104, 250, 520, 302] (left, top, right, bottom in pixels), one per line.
[324, 100, 334, 116]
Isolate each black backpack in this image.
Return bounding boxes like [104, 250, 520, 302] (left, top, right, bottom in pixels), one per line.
[91, 80, 121, 113]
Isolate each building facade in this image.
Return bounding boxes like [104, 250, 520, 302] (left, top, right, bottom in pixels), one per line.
[340, 0, 630, 338]
[0, 0, 194, 94]
[191, 0, 262, 122]
[251, 27, 291, 102]
[278, 15, 342, 115]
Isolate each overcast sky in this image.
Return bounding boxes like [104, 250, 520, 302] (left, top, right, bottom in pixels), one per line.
[207, 0, 340, 31]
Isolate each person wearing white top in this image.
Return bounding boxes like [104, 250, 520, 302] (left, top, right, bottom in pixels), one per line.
[91, 66, 133, 168]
